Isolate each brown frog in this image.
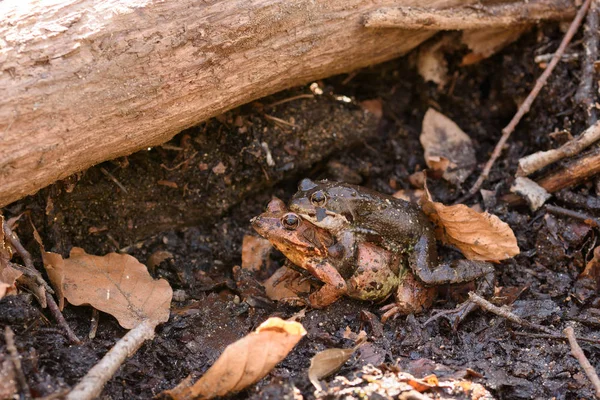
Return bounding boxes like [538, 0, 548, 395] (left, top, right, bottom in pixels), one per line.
[289, 179, 494, 285]
[289, 179, 496, 321]
[251, 198, 435, 318]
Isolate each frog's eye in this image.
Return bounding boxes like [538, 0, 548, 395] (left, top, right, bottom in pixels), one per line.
[281, 213, 300, 230]
[311, 191, 327, 207]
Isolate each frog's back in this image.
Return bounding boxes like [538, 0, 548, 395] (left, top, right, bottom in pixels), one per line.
[326, 182, 433, 246]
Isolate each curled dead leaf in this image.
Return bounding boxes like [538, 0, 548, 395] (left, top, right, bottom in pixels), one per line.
[0, 264, 22, 300]
[0, 215, 21, 299]
[417, 37, 450, 87]
[308, 345, 360, 391]
[421, 187, 519, 261]
[241, 235, 272, 272]
[461, 26, 529, 64]
[574, 246, 600, 303]
[165, 317, 306, 399]
[359, 99, 383, 119]
[42, 247, 172, 329]
[420, 108, 476, 185]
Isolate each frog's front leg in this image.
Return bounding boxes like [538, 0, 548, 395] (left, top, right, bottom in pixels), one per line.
[305, 259, 347, 308]
[409, 234, 494, 286]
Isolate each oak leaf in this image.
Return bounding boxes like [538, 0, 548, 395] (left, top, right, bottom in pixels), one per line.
[421, 189, 519, 261]
[43, 247, 172, 329]
[166, 317, 306, 399]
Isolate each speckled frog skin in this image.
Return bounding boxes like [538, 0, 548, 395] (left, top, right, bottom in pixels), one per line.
[289, 179, 494, 288]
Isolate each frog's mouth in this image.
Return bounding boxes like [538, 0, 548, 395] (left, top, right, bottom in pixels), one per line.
[299, 209, 349, 233]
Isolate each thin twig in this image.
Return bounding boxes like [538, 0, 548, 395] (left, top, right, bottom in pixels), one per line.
[517, 121, 600, 176]
[265, 94, 314, 109]
[46, 292, 82, 345]
[4, 218, 80, 343]
[537, 146, 600, 192]
[458, 0, 591, 203]
[468, 292, 556, 335]
[5, 326, 31, 400]
[66, 319, 157, 400]
[545, 204, 600, 227]
[89, 308, 99, 340]
[512, 331, 600, 345]
[3, 222, 54, 294]
[100, 167, 128, 194]
[576, 0, 599, 125]
[564, 326, 600, 397]
[263, 114, 299, 128]
[363, 0, 575, 29]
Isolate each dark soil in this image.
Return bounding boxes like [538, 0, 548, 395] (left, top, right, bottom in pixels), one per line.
[2, 23, 600, 399]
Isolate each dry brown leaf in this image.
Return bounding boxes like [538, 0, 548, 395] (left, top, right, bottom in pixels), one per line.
[417, 37, 450, 87]
[0, 215, 21, 299]
[165, 317, 306, 400]
[421, 188, 519, 261]
[263, 266, 311, 301]
[420, 108, 476, 185]
[147, 250, 174, 272]
[574, 246, 600, 303]
[0, 264, 22, 300]
[393, 189, 424, 204]
[308, 345, 360, 391]
[359, 99, 383, 119]
[461, 26, 529, 64]
[43, 247, 172, 329]
[241, 235, 272, 272]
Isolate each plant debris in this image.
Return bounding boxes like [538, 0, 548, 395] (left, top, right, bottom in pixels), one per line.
[41, 247, 172, 329]
[164, 317, 306, 399]
[419, 108, 476, 184]
[420, 186, 519, 261]
[308, 345, 361, 391]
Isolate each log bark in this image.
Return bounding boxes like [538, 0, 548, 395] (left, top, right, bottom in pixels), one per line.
[0, 0, 574, 207]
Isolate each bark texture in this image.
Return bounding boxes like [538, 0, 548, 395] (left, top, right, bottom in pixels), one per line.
[0, 0, 572, 206]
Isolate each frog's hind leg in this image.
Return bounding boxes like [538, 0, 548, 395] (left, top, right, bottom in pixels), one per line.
[305, 260, 347, 308]
[409, 235, 495, 286]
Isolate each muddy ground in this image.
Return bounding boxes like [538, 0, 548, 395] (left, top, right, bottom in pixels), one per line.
[1, 23, 600, 399]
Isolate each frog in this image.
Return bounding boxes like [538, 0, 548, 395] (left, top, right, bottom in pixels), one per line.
[251, 197, 435, 318]
[288, 179, 495, 319]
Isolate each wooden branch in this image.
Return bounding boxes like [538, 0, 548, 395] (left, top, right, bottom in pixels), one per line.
[364, 0, 575, 30]
[0, 0, 576, 207]
[564, 326, 600, 397]
[517, 121, 600, 176]
[537, 147, 600, 193]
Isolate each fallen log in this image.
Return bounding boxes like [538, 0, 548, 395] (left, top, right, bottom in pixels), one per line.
[0, 0, 575, 207]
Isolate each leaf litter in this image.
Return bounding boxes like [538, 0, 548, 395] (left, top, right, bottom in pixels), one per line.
[420, 108, 476, 185]
[420, 184, 520, 262]
[32, 225, 172, 329]
[164, 317, 306, 399]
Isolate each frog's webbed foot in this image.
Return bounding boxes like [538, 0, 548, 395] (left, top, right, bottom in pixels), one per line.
[380, 303, 402, 323]
[422, 271, 495, 329]
[410, 236, 494, 286]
